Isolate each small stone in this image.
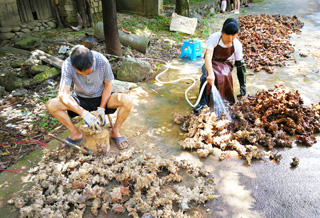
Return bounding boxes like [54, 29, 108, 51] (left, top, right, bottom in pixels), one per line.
[21, 28, 31, 34]
[0, 32, 15, 40]
[20, 24, 28, 28]
[12, 26, 21, 32]
[290, 157, 299, 167]
[0, 27, 13, 33]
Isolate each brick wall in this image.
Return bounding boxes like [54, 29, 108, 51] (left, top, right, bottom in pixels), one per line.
[90, 0, 102, 14]
[58, 0, 78, 25]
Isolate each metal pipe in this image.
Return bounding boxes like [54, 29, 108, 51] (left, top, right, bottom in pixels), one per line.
[48, 133, 93, 155]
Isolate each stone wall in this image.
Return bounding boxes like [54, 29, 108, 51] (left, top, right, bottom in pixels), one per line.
[0, 19, 57, 43]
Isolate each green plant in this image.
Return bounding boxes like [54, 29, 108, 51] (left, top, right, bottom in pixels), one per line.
[69, 30, 85, 35]
[202, 28, 211, 37]
[147, 16, 170, 32]
[43, 87, 57, 102]
[203, 19, 209, 25]
[39, 112, 49, 129]
[38, 111, 58, 130]
[172, 31, 182, 43]
[156, 62, 163, 70]
[190, 0, 208, 3]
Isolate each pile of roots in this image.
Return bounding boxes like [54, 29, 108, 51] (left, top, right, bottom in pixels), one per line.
[238, 14, 304, 73]
[8, 147, 218, 218]
[175, 85, 320, 165]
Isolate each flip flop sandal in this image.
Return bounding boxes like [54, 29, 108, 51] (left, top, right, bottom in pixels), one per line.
[111, 136, 129, 150]
[64, 137, 84, 148]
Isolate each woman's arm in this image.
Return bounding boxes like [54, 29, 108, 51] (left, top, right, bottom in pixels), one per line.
[204, 49, 215, 85]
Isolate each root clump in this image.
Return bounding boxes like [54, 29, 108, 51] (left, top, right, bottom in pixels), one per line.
[9, 147, 218, 217]
[176, 85, 320, 165]
[238, 14, 304, 74]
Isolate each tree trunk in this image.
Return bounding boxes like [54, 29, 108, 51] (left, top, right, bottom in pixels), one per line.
[85, 0, 94, 27]
[175, 0, 190, 17]
[101, 0, 122, 56]
[74, 0, 88, 29]
[51, 0, 64, 28]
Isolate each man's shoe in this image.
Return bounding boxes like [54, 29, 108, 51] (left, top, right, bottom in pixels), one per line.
[193, 104, 204, 113]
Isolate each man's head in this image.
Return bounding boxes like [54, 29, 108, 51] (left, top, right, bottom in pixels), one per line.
[221, 18, 239, 46]
[70, 45, 94, 76]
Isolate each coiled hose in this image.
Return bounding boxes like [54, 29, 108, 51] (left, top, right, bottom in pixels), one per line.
[155, 65, 207, 108]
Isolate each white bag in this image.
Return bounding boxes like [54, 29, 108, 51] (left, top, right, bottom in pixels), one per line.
[169, 13, 198, 35]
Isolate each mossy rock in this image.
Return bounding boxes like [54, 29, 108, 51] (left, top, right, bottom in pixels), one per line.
[30, 65, 51, 75]
[11, 61, 30, 68]
[32, 67, 60, 84]
[16, 71, 29, 78]
[0, 69, 17, 91]
[14, 36, 42, 50]
[117, 58, 152, 82]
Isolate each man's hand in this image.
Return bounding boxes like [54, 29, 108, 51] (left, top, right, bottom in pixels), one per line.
[97, 107, 106, 126]
[207, 73, 215, 86]
[82, 111, 101, 130]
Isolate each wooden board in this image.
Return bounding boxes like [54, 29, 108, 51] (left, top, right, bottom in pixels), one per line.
[16, 0, 53, 22]
[17, 0, 33, 22]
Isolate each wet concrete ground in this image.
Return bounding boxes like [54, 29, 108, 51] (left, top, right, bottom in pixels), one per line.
[1, 0, 320, 217]
[123, 0, 320, 217]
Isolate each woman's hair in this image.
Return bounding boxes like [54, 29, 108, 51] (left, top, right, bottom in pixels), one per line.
[70, 45, 94, 72]
[222, 18, 239, 35]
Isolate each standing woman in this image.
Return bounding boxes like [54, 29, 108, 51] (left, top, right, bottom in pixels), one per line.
[193, 18, 246, 112]
[220, 0, 227, 13]
[230, 0, 235, 12]
[234, 0, 240, 14]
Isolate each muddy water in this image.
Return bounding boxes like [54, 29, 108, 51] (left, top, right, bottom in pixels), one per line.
[116, 1, 320, 217]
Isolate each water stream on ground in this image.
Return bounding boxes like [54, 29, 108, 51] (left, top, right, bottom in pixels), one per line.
[117, 1, 320, 216]
[211, 85, 232, 121]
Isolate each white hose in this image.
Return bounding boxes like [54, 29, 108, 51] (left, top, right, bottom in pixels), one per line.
[155, 65, 207, 108]
[104, 53, 207, 108]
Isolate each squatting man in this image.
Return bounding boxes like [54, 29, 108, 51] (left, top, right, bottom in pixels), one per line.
[46, 45, 133, 150]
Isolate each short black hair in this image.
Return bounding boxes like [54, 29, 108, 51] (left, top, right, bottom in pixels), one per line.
[222, 18, 239, 35]
[70, 45, 94, 72]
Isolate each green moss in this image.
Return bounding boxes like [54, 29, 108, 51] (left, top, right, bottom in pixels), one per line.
[31, 65, 51, 73]
[11, 61, 28, 68]
[32, 68, 60, 83]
